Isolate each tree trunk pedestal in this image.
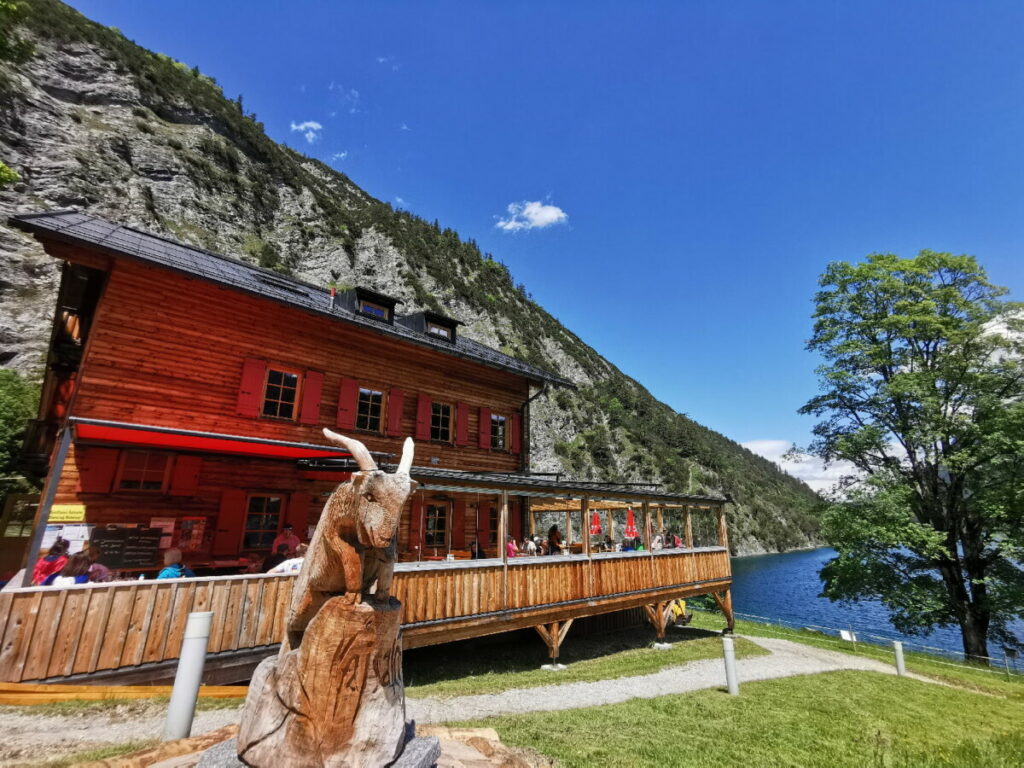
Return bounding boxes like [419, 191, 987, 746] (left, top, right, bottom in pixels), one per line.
[237, 597, 408, 768]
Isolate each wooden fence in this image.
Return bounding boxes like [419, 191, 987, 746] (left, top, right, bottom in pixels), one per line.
[0, 547, 731, 683]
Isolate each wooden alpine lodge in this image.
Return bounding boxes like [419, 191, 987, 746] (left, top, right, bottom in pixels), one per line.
[0, 210, 735, 684]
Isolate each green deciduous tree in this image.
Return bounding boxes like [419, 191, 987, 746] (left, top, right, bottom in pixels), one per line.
[801, 251, 1024, 660]
[0, 369, 39, 508]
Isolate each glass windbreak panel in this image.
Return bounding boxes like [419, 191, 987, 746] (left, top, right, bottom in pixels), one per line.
[263, 369, 299, 419]
[430, 402, 452, 442]
[356, 388, 384, 432]
[690, 508, 719, 548]
[490, 414, 506, 450]
[118, 451, 169, 491]
[243, 495, 282, 550]
[425, 503, 448, 548]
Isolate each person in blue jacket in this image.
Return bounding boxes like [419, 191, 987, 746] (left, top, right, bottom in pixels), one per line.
[157, 548, 195, 579]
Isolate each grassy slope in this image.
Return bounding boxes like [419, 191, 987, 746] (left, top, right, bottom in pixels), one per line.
[8, 0, 824, 552]
[457, 670, 1024, 768]
[404, 627, 765, 699]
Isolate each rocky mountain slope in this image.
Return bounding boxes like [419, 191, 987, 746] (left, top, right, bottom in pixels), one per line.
[0, 0, 822, 553]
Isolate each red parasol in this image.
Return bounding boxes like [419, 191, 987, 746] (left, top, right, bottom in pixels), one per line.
[590, 509, 602, 536]
[624, 508, 639, 539]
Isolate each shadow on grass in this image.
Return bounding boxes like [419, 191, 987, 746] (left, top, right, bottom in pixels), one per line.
[403, 622, 721, 690]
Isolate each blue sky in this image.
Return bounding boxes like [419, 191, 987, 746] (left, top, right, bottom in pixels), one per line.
[68, 1, 1024, 487]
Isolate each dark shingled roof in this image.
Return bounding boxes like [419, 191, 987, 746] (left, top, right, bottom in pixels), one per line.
[10, 210, 572, 387]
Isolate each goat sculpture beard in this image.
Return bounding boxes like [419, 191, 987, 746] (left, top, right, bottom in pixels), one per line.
[237, 431, 417, 768]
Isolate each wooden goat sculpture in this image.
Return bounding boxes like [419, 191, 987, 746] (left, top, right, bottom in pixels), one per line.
[285, 428, 417, 650]
[238, 431, 418, 767]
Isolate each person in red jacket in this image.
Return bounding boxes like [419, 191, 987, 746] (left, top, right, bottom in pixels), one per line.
[32, 539, 69, 585]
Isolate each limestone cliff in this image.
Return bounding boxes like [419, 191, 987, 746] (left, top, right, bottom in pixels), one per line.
[0, 0, 822, 553]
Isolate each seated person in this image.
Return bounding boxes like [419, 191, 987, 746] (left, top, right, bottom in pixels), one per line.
[261, 543, 290, 573]
[272, 524, 301, 556]
[47, 552, 92, 586]
[86, 546, 113, 583]
[268, 543, 308, 574]
[157, 548, 196, 579]
[469, 540, 484, 559]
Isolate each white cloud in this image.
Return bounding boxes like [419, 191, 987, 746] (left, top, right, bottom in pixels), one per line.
[328, 83, 361, 114]
[290, 120, 322, 144]
[331, 151, 348, 162]
[395, 196, 405, 206]
[741, 439, 858, 494]
[399, 122, 410, 131]
[496, 200, 569, 232]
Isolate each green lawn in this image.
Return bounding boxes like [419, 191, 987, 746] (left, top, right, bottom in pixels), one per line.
[687, 609, 1024, 700]
[404, 626, 766, 699]
[456, 670, 1024, 768]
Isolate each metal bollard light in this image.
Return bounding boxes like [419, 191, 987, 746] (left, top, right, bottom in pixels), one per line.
[722, 634, 740, 695]
[163, 611, 214, 741]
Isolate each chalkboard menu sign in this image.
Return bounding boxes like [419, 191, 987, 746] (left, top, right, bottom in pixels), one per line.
[89, 526, 163, 569]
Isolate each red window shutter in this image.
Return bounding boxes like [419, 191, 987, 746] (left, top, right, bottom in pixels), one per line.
[213, 489, 247, 556]
[478, 407, 492, 450]
[336, 378, 359, 430]
[287, 492, 312, 536]
[169, 455, 202, 496]
[509, 500, 523, 542]
[300, 370, 324, 425]
[386, 387, 405, 436]
[408, 495, 424, 551]
[510, 413, 522, 454]
[455, 402, 469, 446]
[77, 447, 119, 493]
[415, 394, 432, 441]
[451, 498, 467, 549]
[236, 358, 267, 418]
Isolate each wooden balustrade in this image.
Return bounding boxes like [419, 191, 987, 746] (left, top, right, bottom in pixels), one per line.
[0, 547, 731, 683]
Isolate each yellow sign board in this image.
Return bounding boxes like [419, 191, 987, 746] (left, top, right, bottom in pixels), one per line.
[50, 504, 86, 523]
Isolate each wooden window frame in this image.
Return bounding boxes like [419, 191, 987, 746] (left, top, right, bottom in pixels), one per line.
[487, 503, 499, 547]
[114, 450, 173, 494]
[358, 299, 391, 321]
[240, 493, 284, 552]
[426, 321, 452, 341]
[355, 387, 386, 433]
[425, 501, 449, 549]
[490, 413, 507, 451]
[430, 401, 454, 443]
[261, 366, 303, 421]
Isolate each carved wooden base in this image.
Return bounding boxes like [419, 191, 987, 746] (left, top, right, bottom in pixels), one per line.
[237, 597, 406, 768]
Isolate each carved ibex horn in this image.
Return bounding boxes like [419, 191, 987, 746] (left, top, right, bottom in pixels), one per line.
[322, 428, 378, 472]
[397, 437, 414, 475]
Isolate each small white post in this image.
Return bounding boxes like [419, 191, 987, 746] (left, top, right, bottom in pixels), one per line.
[893, 640, 906, 677]
[722, 634, 739, 695]
[162, 611, 213, 741]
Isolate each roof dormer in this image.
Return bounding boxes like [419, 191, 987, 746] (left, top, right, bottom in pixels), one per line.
[341, 287, 401, 324]
[398, 310, 462, 343]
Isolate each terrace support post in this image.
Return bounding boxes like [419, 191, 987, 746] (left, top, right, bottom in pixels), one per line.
[607, 509, 614, 542]
[716, 503, 729, 552]
[684, 506, 694, 549]
[536, 619, 573, 670]
[500, 490, 509, 609]
[711, 589, 736, 633]
[581, 496, 591, 556]
[528, 498, 535, 537]
[22, 424, 73, 587]
[565, 509, 572, 547]
[643, 601, 673, 649]
[657, 506, 664, 533]
[641, 500, 652, 551]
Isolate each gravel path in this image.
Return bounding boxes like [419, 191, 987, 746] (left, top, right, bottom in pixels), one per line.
[0, 635, 934, 765]
[0, 704, 240, 766]
[407, 635, 934, 723]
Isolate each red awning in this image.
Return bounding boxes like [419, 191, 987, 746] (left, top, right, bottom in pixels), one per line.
[73, 420, 353, 461]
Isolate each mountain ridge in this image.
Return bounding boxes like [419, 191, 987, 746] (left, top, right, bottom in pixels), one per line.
[0, 0, 822, 553]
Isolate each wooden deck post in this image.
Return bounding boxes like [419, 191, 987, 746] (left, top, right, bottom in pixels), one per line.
[684, 506, 694, 549]
[641, 500, 652, 550]
[716, 503, 729, 552]
[607, 509, 614, 542]
[642, 601, 673, 642]
[22, 424, 73, 586]
[535, 619, 574, 666]
[581, 496, 591, 556]
[712, 589, 736, 632]
[565, 509, 572, 546]
[528, 498, 535, 537]
[656, 506, 664, 534]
